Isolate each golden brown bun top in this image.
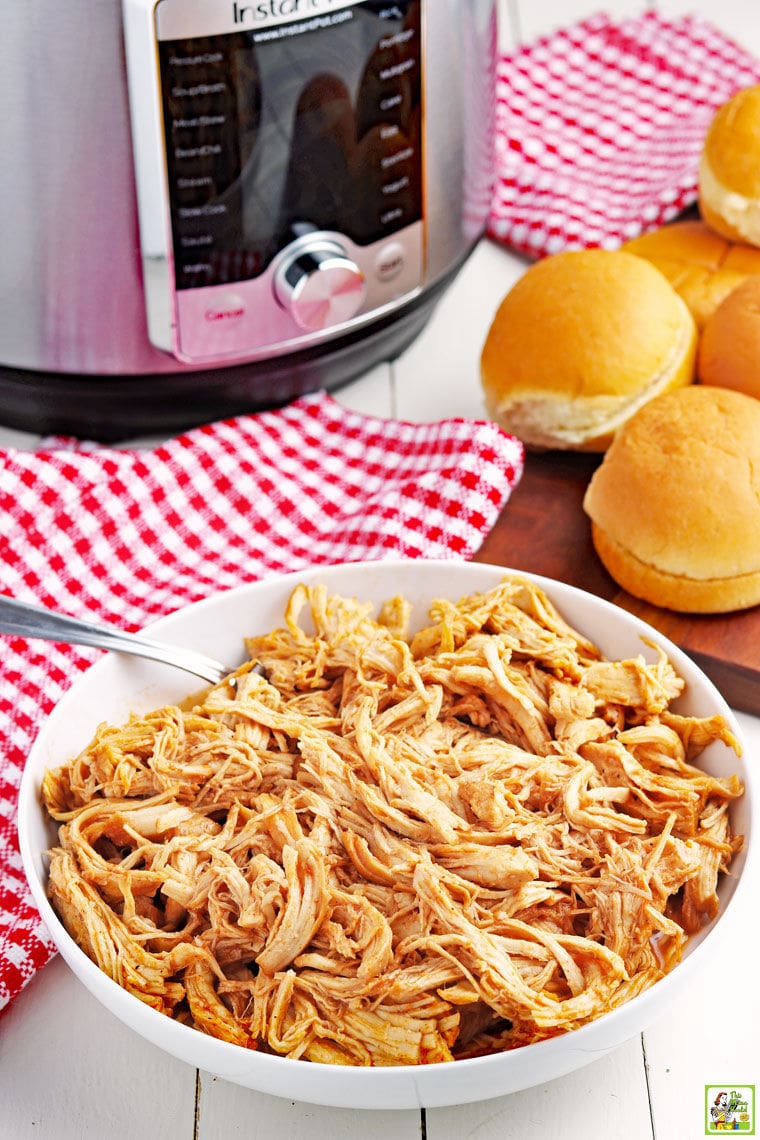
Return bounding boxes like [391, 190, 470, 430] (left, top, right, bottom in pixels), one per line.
[583, 385, 760, 579]
[480, 249, 692, 401]
[702, 84, 760, 198]
[622, 219, 760, 328]
[622, 218, 760, 275]
[698, 275, 760, 398]
[623, 219, 728, 269]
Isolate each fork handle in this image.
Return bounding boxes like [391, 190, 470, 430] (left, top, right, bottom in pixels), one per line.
[0, 594, 228, 684]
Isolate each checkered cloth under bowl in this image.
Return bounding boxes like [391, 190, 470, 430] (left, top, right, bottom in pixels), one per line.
[0, 391, 523, 1013]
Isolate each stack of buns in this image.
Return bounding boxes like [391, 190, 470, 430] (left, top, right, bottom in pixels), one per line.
[480, 83, 760, 613]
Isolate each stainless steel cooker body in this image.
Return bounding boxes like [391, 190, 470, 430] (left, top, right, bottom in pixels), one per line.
[1, 0, 496, 437]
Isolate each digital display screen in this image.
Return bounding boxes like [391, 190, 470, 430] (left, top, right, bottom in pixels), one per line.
[158, 2, 422, 291]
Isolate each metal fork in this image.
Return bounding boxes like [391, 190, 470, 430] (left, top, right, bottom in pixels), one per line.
[0, 594, 235, 685]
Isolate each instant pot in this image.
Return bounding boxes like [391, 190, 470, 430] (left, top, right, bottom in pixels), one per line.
[1, 0, 496, 439]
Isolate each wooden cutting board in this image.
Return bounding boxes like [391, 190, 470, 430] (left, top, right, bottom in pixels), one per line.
[474, 450, 760, 716]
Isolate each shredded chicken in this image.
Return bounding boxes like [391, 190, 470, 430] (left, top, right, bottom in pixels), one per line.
[42, 576, 743, 1066]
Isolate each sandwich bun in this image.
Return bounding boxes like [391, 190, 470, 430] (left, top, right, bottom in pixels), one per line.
[583, 386, 760, 613]
[622, 218, 760, 328]
[698, 275, 760, 399]
[480, 249, 697, 451]
[699, 84, 760, 246]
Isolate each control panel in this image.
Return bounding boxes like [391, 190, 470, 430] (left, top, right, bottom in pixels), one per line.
[123, 0, 425, 363]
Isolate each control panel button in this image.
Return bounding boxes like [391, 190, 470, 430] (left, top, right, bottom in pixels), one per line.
[374, 241, 406, 282]
[274, 239, 366, 332]
[204, 292, 245, 323]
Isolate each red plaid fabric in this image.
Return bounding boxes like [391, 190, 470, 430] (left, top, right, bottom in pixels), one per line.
[489, 11, 760, 259]
[0, 391, 523, 1012]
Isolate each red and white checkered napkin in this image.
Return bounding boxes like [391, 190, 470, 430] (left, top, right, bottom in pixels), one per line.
[0, 391, 523, 1012]
[489, 10, 760, 259]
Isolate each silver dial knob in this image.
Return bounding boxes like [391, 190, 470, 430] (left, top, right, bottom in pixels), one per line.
[274, 237, 366, 332]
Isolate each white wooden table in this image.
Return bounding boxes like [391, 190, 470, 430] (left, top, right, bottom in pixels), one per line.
[2, 2, 759, 1137]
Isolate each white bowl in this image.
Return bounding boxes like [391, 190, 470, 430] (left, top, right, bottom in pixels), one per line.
[18, 559, 757, 1110]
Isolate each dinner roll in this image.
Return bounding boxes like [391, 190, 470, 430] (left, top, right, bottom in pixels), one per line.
[480, 249, 697, 451]
[583, 386, 760, 613]
[698, 275, 760, 399]
[623, 219, 760, 328]
[699, 85, 760, 247]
